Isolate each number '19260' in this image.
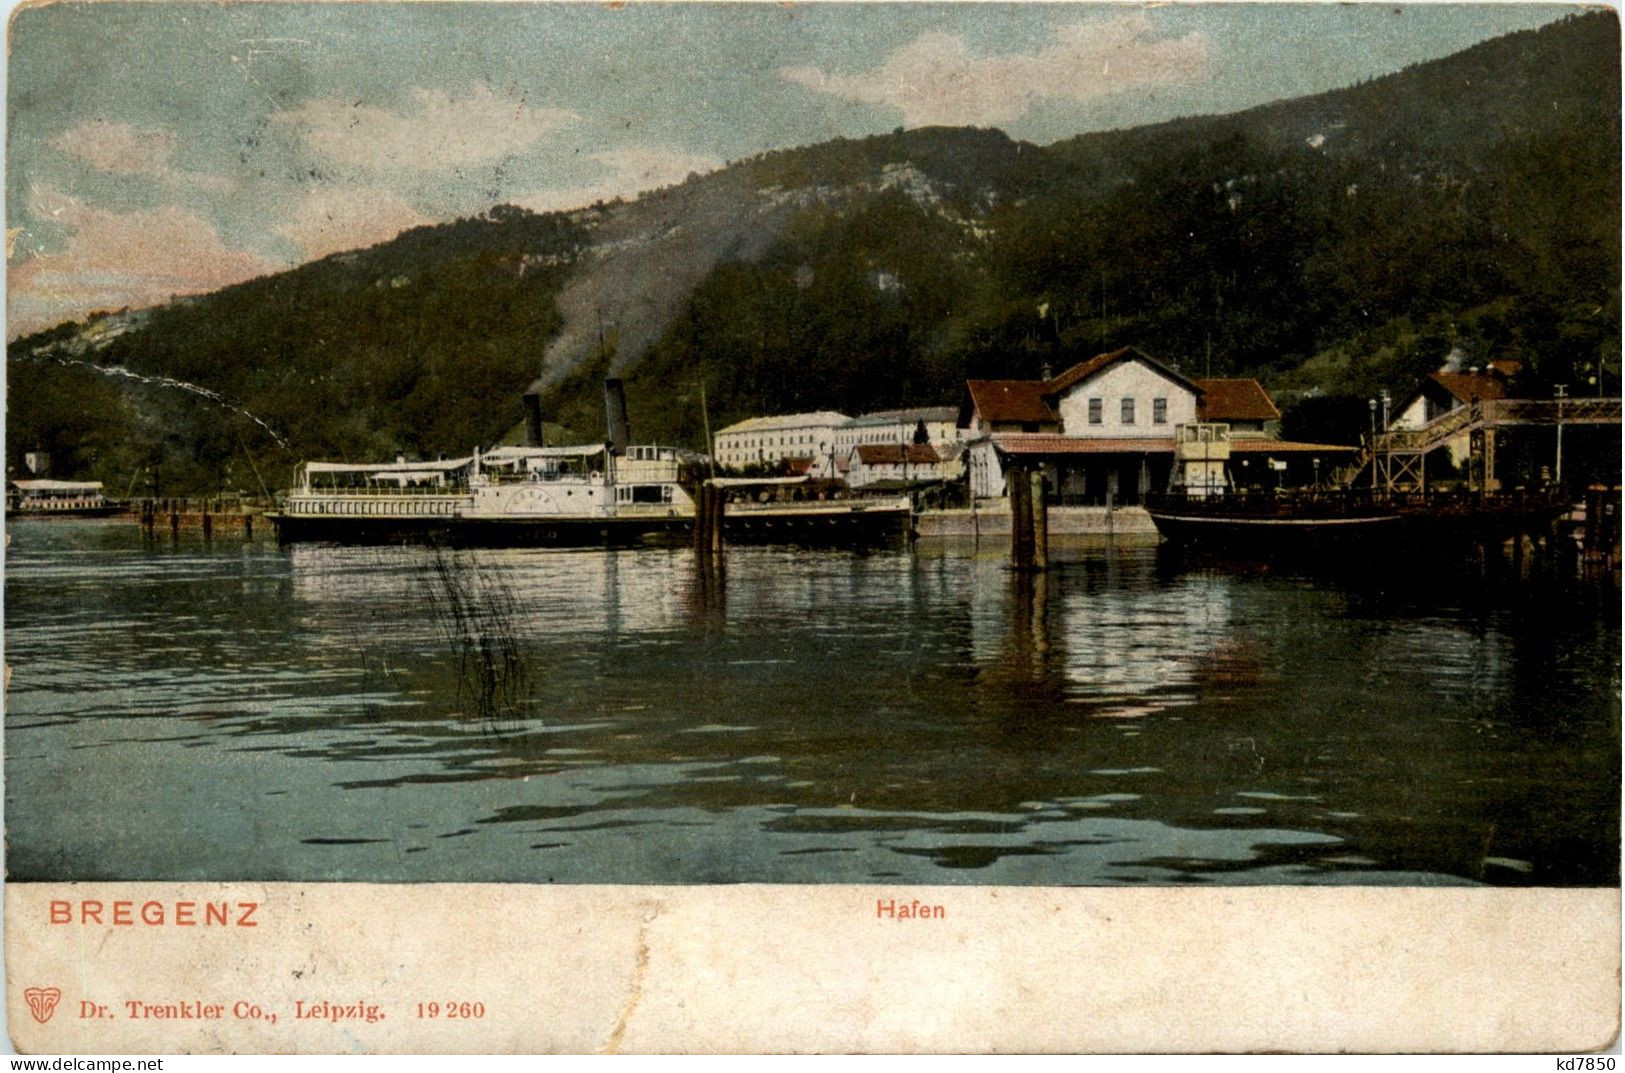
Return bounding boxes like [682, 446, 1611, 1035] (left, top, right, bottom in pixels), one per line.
[415, 1001, 486, 1019]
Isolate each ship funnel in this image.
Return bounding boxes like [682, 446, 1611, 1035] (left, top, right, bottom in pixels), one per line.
[604, 378, 631, 455]
[522, 393, 544, 447]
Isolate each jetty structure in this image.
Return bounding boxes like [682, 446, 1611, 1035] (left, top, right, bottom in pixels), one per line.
[1143, 357, 1621, 551]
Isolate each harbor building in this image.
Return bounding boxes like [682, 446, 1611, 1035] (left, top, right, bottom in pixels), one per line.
[846, 442, 967, 490]
[960, 347, 1352, 503]
[713, 411, 850, 472]
[832, 406, 962, 455]
[715, 405, 965, 478]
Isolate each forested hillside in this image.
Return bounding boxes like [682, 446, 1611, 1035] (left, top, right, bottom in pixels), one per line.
[9, 12, 1617, 493]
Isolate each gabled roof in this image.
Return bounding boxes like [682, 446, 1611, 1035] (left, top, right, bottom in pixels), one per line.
[854, 443, 941, 466]
[964, 380, 1058, 425]
[1430, 371, 1508, 404]
[1043, 347, 1202, 397]
[1194, 379, 1281, 422]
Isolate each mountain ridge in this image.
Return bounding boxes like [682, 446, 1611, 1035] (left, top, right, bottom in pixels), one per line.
[9, 11, 1618, 492]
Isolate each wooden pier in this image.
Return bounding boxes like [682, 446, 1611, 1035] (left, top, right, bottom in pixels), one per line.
[130, 498, 262, 540]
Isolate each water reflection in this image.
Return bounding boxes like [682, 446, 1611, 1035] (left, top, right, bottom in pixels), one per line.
[4, 519, 1617, 886]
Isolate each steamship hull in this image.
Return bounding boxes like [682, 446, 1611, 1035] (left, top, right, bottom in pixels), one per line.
[445, 513, 691, 548]
[7, 503, 122, 519]
[265, 511, 457, 545]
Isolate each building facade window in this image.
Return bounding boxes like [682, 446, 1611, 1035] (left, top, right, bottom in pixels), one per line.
[1153, 398, 1167, 424]
[1088, 398, 1103, 425]
[1121, 398, 1136, 425]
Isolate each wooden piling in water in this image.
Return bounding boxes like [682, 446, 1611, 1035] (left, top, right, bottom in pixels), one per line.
[1009, 465, 1034, 570]
[693, 483, 725, 557]
[710, 484, 725, 556]
[201, 511, 213, 540]
[1030, 470, 1049, 572]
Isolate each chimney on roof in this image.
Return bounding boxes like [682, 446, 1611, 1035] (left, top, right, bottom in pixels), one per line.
[1040, 362, 1053, 381]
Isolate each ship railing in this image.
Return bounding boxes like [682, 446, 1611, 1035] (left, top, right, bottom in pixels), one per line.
[480, 469, 592, 485]
[297, 483, 471, 497]
[282, 496, 464, 517]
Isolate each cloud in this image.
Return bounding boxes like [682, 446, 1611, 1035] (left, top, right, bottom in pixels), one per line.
[273, 84, 576, 172]
[50, 120, 179, 176]
[514, 147, 720, 213]
[49, 119, 236, 197]
[782, 14, 1210, 127]
[8, 188, 276, 337]
[274, 184, 434, 261]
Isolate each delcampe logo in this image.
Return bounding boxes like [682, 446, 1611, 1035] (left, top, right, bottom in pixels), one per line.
[24, 987, 62, 1024]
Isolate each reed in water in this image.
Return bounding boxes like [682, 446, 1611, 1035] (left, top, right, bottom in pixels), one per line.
[421, 546, 530, 730]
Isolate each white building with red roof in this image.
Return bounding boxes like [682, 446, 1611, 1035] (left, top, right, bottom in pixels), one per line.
[959, 347, 1351, 502]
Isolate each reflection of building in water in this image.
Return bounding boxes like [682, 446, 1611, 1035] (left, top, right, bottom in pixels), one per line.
[1055, 579, 1237, 716]
[965, 553, 1237, 719]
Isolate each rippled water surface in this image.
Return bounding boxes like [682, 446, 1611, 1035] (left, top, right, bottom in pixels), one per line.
[5, 519, 1618, 885]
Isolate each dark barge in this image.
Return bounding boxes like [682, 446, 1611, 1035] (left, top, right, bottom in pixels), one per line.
[1145, 490, 1571, 551]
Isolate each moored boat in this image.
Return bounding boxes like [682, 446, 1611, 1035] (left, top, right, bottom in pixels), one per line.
[1146, 489, 1571, 551]
[1145, 491, 1404, 548]
[723, 493, 915, 546]
[268, 443, 696, 546]
[6, 479, 119, 518]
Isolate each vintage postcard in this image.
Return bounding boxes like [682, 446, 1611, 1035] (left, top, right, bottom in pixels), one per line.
[3, 0, 1620, 1054]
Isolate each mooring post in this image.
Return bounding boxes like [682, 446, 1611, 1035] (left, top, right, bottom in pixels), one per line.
[202, 511, 213, 541]
[243, 513, 253, 541]
[169, 510, 180, 539]
[1030, 470, 1049, 572]
[709, 484, 725, 556]
[1009, 465, 1033, 570]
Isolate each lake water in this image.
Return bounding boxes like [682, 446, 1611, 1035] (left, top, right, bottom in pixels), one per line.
[4, 519, 1618, 886]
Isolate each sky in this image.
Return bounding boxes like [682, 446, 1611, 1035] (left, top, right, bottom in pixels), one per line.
[5, 1, 1577, 338]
